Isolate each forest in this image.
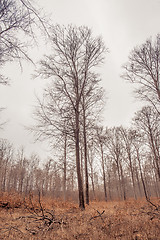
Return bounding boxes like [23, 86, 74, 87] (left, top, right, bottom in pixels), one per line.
[0, 0, 160, 239]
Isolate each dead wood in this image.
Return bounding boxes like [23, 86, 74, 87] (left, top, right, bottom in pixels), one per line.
[140, 198, 160, 220]
[0, 192, 66, 238]
[146, 197, 160, 211]
[90, 210, 105, 223]
[0, 201, 10, 209]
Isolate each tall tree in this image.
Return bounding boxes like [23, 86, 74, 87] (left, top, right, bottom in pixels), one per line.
[80, 76, 105, 205]
[35, 25, 106, 209]
[122, 34, 160, 114]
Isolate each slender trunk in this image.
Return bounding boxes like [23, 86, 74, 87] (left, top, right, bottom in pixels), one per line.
[147, 116, 160, 180]
[71, 171, 74, 192]
[136, 148, 149, 200]
[80, 147, 84, 187]
[82, 104, 89, 205]
[107, 171, 112, 200]
[116, 160, 123, 200]
[75, 107, 85, 210]
[149, 131, 160, 180]
[135, 167, 142, 198]
[120, 163, 126, 200]
[91, 174, 96, 200]
[63, 133, 67, 201]
[153, 168, 160, 197]
[128, 153, 137, 199]
[88, 149, 96, 200]
[101, 145, 107, 201]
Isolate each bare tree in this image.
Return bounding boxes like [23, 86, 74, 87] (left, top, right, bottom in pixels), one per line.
[105, 127, 126, 200]
[0, 139, 13, 192]
[32, 84, 75, 200]
[119, 127, 137, 199]
[88, 141, 97, 200]
[133, 106, 160, 180]
[122, 34, 160, 114]
[132, 131, 150, 200]
[16, 147, 28, 193]
[94, 126, 108, 201]
[80, 76, 105, 205]
[0, 0, 49, 131]
[0, 0, 48, 84]
[35, 25, 106, 209]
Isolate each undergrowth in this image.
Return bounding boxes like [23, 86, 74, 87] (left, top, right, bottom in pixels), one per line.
[0, 193, 160, 239]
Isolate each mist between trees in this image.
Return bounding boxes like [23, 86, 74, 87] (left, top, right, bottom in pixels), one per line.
[0, 110, 160, 207]
[0, 1, 160, 210]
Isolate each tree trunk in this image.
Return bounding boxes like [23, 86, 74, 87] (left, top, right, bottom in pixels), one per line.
[100, 145, 107, 201]
[149, 129, 160, 180]
[120, 163, 126, 200]
[136, 148, 149, 200]
[75, 107, 85, 210]
[88, 150, 96, 200]
[128, 153, 137, 199]
[135, 167, 142, 197]
[63, 133, 67, 201]
[107, 170, 112, 200]
[116, 160, 123, 200]
[82, 105, 89, 205]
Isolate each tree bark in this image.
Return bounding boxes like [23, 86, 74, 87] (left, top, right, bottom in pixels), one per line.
[82, 104, 89, 205]
[100, 145, 107, 202]
[75, 107, 85, 210]
[63, 133, 67, 201]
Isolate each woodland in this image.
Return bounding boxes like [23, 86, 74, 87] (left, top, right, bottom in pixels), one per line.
[0, 1, 160, 239]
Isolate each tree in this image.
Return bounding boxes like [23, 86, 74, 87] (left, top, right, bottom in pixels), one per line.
[35, 25, 106, 209]
[94, 126, 108, 201]
[122, 34, 160, 114]
[80, 76, 105, 205]
[133, 106, 160, 180]
[0, 0, 49, 130]
[132, 131, 150, 200]
[105, 127, 126, 200]
[0, 139, 13, 192]
[88, 140, 97, 200]
[0, 0, 48, 84]
[119, 127, 137, 199]
[32, 83, 75, 200]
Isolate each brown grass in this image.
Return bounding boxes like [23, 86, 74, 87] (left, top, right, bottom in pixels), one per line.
[0, 193, 160, 239]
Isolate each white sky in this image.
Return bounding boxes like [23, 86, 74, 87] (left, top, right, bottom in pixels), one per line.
[0, 0, 160, 159]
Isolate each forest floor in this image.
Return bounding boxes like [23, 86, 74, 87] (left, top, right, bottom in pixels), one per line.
[0, 193, 160, 240]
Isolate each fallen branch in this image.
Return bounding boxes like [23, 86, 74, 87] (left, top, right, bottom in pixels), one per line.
[141, 197, 160, 220]
[90, 210, 105, 223]
[146, 197, 160, 211]
[0, 192, 66, 238]
[22, 191, 66, 234]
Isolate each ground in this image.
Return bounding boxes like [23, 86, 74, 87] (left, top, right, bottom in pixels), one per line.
[0, 193, 160, 239]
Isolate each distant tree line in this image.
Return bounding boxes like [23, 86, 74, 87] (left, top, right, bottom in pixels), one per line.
[0, 105, 159, 203]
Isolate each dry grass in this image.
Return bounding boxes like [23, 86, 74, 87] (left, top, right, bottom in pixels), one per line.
[0, 193, 160, 239]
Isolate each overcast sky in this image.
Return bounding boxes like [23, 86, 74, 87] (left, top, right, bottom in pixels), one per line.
[0, 0, 160, 159]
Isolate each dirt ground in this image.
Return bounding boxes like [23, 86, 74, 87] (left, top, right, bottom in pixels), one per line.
[0, 193, 160, 239]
